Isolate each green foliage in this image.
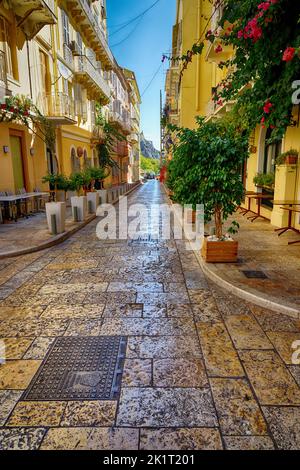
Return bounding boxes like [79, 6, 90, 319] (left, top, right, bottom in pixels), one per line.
[227, 221, 240, 236]
[140, 155, 160, 174]
[217, 0, 300, 141]
[42, 173, 68, 190]
[69, 172, 91, 195]
[253, 172, 275, 188]
[94, 104, 126, 171]
[0, 94, 56, 152]
[171, 1, 300, 141]
[167, 118, 249, 238]
[86, 167, 108, 181]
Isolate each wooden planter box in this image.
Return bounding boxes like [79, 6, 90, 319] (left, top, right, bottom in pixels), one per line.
[201, 238, 238, 263]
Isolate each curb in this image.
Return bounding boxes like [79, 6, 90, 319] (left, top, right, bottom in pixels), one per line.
[0, 182, 142, 260]
[161, 183, 300, 320]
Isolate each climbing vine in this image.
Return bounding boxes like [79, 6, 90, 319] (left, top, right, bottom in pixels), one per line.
[94, 103, 127, 171]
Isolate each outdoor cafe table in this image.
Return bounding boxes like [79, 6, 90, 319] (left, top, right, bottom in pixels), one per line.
[238, 191, 257, 216]
[272, 201, 300, 245]
[0, 192, 49, 221]
[246, 193, 274, 222]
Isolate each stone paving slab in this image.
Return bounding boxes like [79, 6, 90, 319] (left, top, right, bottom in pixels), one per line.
[200, 211, 300, 317]
[0, 181, 299, 450]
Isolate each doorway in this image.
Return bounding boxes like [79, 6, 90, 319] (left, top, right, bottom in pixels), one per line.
[9, 134, 25, 191]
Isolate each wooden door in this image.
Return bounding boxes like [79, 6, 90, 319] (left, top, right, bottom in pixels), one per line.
[10, 135, 25, 191]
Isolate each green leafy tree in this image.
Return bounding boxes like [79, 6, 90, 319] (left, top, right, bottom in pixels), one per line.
[140, 155, 160, 174]
[168, 118, 249, 238]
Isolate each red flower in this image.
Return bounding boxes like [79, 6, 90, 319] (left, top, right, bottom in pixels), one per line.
[282, 47, 295, 62]
[258, 2, 271, 11]
[263, 101, 273, 114]
[215, 45, 223, 53]
[1, 103, 6, 110]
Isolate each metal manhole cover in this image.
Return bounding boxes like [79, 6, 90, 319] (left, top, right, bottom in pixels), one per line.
[242, 270, 268, 279]
[22, 336, 127, 401]
[129, 234, 158, 244]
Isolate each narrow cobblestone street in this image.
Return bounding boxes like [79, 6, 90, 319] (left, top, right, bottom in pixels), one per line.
[0, 181, 300, 450]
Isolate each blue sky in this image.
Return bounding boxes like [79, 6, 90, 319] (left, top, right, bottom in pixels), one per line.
[106, 0, 176, 149]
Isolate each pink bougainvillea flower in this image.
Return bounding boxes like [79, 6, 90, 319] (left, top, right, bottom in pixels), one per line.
[282, 47, 296, 62]
[258, 2, 271, 11]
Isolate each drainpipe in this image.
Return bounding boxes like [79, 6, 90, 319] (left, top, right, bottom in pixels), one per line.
[196, 0, 201, 112]
[26, 39, 33, 99]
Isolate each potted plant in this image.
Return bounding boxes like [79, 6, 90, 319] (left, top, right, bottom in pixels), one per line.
[42, 173, 69, 234]
[275, 149, 298, 165]
[169, 118, 248, 262]
[86, 167, 107, 213]
[69, 172, 89, 221]
[253, 172, 275, 189]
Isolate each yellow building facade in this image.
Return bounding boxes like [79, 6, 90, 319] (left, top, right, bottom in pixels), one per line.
[0, 0, 141, 198]
[165, 0, 300, 232]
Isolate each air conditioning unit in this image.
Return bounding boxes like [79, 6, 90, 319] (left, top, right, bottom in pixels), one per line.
[69, 41, 80, 55]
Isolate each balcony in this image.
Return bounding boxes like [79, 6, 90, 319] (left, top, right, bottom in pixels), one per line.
[66, 0, 114, 69]
[8, 0, 57, 39]
[74, 55, 110, 103]
[0, 51, 11, 100]
[205, 98, 235, 122]
[109, 110, 131, 135]
[38, 92, 76, 125]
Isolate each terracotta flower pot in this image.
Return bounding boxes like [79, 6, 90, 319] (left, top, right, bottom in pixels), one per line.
[201, 238, 238, 263]
[285, 155, 298, 165]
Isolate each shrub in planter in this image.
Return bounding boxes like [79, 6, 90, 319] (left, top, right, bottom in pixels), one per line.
[169, 118, 249, 262]
[253, 172, 275, 189]
[275, 149, 298, 166]
[42, 173, 70, 201]
[69, 172, 90, 221]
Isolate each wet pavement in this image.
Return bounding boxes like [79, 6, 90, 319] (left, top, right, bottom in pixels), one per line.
[0, 180, 300, 450]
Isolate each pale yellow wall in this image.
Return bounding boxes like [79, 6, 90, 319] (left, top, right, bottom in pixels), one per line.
[0, 122, 48, 192]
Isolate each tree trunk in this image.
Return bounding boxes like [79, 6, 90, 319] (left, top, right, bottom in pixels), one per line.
[214, 207, 223, 239]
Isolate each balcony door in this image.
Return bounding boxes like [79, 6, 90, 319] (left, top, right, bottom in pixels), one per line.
[10, 134, 26, 191]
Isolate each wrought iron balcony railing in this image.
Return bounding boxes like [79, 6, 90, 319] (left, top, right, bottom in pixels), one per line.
[38, 92, 76, 125]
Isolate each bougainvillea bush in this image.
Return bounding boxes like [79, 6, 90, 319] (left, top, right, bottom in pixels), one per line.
[166, 0, 300, 142]
[214, 0, 300, 141]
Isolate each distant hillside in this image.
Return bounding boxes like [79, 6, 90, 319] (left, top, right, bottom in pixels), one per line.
[140, 132, 160, 160]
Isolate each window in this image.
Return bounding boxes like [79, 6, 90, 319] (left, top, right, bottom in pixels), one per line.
[76, 32, 83, 55]
[39, 50, 51, 95]
[262, 128, 282, 209]
[61, 10, 70, 46]
[263, 128, 282, 174]
[0, 16, 15, 78]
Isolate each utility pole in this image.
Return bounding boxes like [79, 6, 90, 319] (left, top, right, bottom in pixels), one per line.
[160, 89, 163, 166]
